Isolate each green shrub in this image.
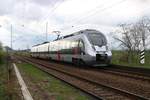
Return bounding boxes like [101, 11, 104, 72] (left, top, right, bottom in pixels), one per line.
[112, 50, 150, 68]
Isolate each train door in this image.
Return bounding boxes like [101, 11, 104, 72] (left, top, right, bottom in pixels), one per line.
[48, 43, 50, 59]
[72, 40, 85, 65]
[78, 39, 85, 58]
[57, 41, 61, 61]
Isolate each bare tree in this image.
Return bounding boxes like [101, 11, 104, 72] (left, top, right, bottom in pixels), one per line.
[114, 24, 139, 63]
[113, 17, 150, 63]
[137, 17, 150, 49]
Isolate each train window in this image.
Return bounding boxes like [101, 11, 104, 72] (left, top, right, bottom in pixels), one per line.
[87, 33, 107, 47]
[66, 41, 70, 49]
[62, 41, 65, 49]
[71, 42, 75, 48]
[71, 41, 78, 48]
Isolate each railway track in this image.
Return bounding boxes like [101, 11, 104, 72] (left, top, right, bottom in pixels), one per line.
[110, 64, 150, 76]
[90, 67, 150, 82]
[47, 60, 150, 82]
[15, 56, 149, 100]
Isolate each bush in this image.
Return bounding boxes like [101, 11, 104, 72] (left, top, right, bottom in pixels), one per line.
[0, 42, 5, 64]
[0, 51, 4, 64]
[112, 50, 150, 68]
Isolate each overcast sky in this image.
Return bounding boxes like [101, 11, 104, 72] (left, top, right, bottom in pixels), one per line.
[0, 0, 150, 49]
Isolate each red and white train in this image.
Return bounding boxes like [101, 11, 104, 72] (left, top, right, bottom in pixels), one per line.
[31, 29, 112, 66]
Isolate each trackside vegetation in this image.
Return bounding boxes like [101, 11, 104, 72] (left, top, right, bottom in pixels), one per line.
[112, 17, 150, 69]
[0, 42, 7, 99]
[112, 50, 150, 69]
[0, 43, 22, 100]
[17, 62, 91, 100]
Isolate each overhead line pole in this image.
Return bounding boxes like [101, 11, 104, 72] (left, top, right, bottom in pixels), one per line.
[46, 22, 48, 41]
[11, 24, 12, 50]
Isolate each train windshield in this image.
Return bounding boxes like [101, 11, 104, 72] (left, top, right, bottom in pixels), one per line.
[87, 33, 107, 47]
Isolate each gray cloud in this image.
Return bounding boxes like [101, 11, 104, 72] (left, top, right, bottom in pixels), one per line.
[7, 1, 47, 21]
[0, 0, 150, 50]
[21, 3, 44, 21]
[30, 0, 63, 6]
[0, 0, 16, 15]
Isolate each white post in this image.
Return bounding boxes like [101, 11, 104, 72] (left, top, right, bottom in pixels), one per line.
[140, 46, 145, 64]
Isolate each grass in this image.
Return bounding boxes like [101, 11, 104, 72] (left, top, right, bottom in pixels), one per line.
[0, 50, 9, 100]
[17, 62, 90, 100]
[0, 52, 22, 100]
[0, 63, 8, 100]
[0, 50, 5, 64]
[0, 61, 21, 100]
[112, 50, 150, 69]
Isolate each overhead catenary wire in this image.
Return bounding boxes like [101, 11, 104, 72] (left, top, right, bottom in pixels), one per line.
[38, 0, 65, 25]
[60, 0, 127, 30]
[10, 24, 46, 47]
[11, 0, 150, 49]
[39, 0, 61, 21]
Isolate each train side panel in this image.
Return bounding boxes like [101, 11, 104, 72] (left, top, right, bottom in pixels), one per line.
[31, 29, 112, 66]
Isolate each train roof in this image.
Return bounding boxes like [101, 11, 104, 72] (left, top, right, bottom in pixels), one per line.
[57, 29, 101, 40]
[32, 41, 49, 47]
[32, 29, 102, 47]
